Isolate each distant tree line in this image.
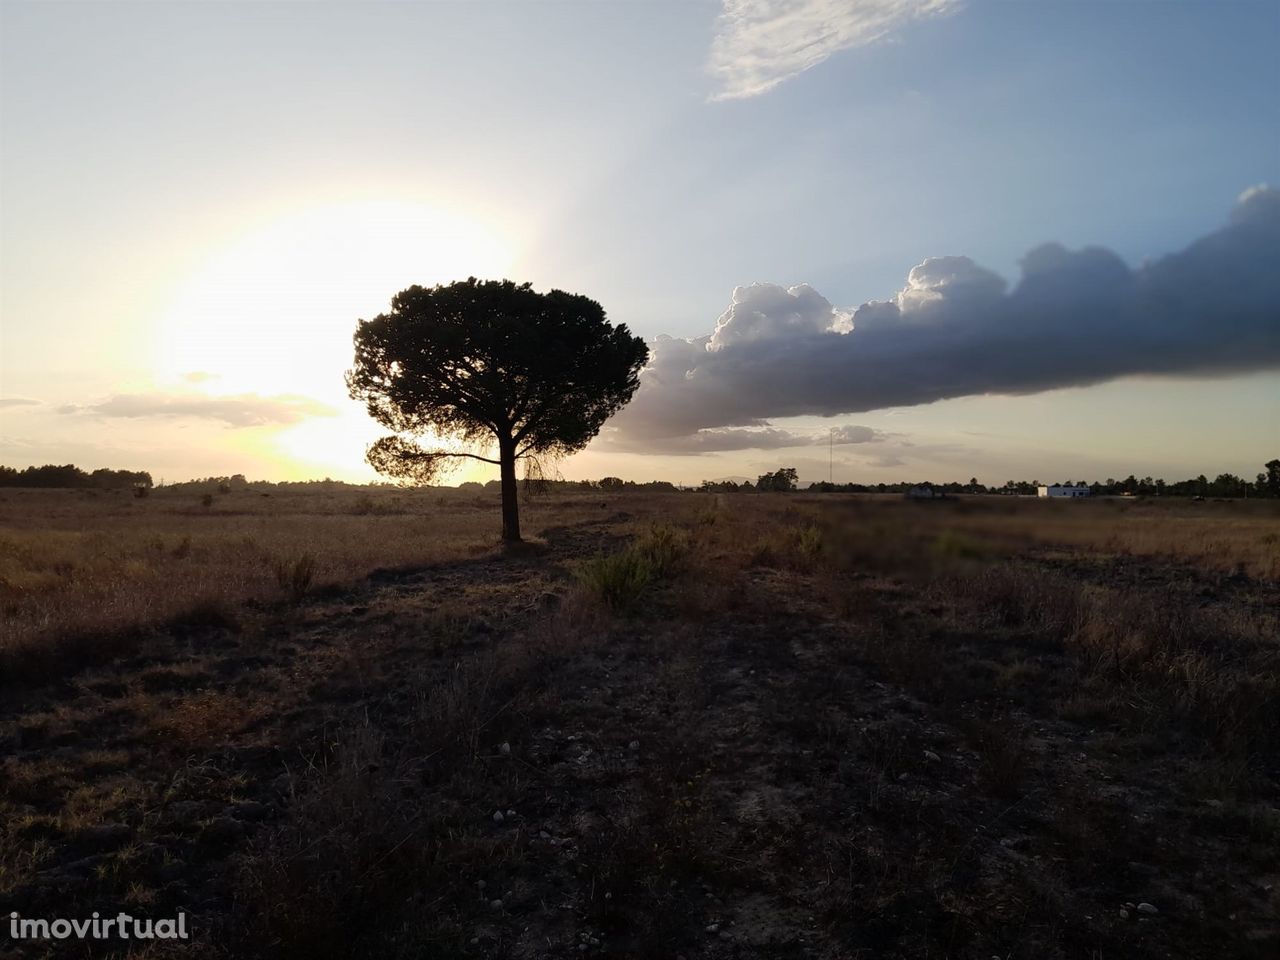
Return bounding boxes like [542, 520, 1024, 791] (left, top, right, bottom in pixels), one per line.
[160, 475, 252, 494]
[5, 460, 1276, 499]
[161, 476, 404, 495]
[498, 477, 677, 493]
[701, 460, 1280, 498]
[0, 468, 360, 494]
[0, 464, 152, 489]
[697, 468, 799, 493]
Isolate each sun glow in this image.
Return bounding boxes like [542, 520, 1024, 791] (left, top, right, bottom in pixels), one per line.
[153, 201, 515, 477]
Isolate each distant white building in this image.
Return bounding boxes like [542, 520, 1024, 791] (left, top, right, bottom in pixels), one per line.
[1038, 484, 1090, 498]
[905, 484, 939, 499]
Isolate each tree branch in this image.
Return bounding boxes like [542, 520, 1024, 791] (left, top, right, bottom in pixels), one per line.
[366, 435, 501, 486]
[439, 451, 503, 465]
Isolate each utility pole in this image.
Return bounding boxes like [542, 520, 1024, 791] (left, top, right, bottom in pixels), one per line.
[829, 427, 833, 485]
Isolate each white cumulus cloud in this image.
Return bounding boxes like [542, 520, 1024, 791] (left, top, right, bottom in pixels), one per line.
[709, 282, 850, 350]
[608, 186, 1280, 453]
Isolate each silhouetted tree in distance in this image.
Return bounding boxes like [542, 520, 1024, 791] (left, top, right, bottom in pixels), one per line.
[0, 464, 151, 489]
[347, 278, 648, 541]
[756, 467, 799, 492]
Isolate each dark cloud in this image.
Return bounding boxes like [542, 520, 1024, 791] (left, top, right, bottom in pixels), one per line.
[604, 422, 886, 454]
[0, 398, 40, 409]
[867, 454, 906, 469]
[610, 186, 1280, 452]
[830, 425, 878, 444]
[59, 392, 336, 427]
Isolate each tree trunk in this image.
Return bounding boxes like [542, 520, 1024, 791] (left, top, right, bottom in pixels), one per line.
[498, 436, 521, 542]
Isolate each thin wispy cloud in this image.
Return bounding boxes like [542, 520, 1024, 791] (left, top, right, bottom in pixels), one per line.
[58, 392, 336, 428]
[0, 398, 41, 409]
[609, 186, 1280, 453]
[708, 0, 960, 100]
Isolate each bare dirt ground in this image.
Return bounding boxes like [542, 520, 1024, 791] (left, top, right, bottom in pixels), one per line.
[1, 493, 1277, 958]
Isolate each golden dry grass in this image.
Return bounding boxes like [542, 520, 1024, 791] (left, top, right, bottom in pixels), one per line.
[4, 485, 1276, 681]
[0, 485, 619, 680]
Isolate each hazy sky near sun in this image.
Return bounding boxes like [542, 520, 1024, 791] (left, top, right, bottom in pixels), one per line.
[2, 0, 1277, 487]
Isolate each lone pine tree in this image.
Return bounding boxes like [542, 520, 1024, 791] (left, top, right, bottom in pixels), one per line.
[347, 278, 649, 541]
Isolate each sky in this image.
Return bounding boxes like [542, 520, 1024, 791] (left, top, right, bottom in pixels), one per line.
[2, 0, 1277, 488]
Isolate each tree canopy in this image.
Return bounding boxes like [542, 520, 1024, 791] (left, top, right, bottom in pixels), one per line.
[347, 278, 649, 540]
[0, 464, 152, 489]
[756, 467, 799, 492]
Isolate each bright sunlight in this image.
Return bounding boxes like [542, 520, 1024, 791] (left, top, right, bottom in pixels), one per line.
[152, 201, 514, 476]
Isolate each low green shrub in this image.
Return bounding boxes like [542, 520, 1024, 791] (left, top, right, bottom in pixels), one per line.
[578, 550, 655, 610]
[578, 524, 689, 610]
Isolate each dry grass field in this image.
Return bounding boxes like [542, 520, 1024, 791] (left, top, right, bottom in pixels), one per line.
[1, 487, 1278, 958]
